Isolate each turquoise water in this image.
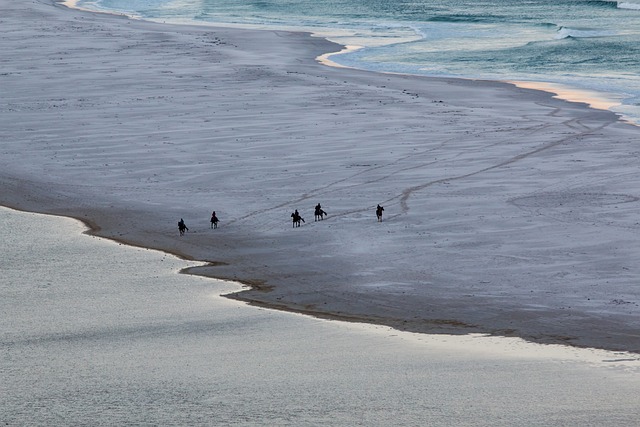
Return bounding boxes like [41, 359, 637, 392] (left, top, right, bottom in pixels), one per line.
[76, 0, 640, 122]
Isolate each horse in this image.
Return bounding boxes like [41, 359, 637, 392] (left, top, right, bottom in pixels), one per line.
[314, 204, 327, 221]
[291, 210, 305, 228]
[210, 211, 219, 229]
[376, 204, 384, 222]
[178, 219, 189, 236]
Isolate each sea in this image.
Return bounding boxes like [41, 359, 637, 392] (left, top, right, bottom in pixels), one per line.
[75, 0, 640, 124]
[2, 205, 640, 424]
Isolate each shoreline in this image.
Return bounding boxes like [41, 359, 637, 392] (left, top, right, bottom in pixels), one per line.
[4, 0, 640, 353]
[62, 0, 634, 126]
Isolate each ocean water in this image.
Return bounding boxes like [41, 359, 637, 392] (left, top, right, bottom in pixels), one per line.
[3, 206, 640, 425]
[76, 0, 640, 123]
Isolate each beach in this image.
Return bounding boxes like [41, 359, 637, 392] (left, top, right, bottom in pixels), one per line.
[2, 0, 640, 352]
[3, 206, 640, 425]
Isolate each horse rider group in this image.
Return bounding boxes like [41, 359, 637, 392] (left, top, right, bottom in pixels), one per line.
[179, 203, 384, 235]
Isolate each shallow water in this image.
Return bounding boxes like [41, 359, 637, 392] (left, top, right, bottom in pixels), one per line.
[2, 206, 640, 425]
[76, 0, 640, 124]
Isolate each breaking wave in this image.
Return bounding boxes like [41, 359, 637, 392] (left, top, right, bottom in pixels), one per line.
[616, 2, 640, 10]
[555, 26, 616, 39]
[598, 0, 640, 9]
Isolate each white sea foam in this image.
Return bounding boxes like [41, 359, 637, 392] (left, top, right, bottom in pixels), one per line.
[618, 2, 640, 10]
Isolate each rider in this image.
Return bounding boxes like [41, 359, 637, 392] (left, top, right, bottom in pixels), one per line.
[178, 218, 189, 235]
[210, 211, 219, 229]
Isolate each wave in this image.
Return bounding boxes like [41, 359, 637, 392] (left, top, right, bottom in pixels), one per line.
[426, 14, 505, 24]
[596, 0, 640, 9]
[555, 26, 616, 39]
[616, 1, 640, 10]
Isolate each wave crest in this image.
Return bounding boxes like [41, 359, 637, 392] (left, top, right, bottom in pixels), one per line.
[617, 2, 640, 10]
[555, 26, 616, 39]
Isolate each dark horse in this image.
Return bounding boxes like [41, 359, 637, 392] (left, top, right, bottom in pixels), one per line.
[178, 218, 189, 236]
[376, 204, 384, 222]
[210, 211, 219, 229]
[314, 203, 327, 221]
[291, 210, 305, 228]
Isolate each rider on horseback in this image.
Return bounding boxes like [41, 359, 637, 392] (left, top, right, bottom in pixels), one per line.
[291, 209, 305, 227]
[210, 211, 219, 229]
[314, 203, 327, 221]
[178, 218, 189, 235]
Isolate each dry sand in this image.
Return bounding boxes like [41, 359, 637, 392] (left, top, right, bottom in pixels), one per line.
[2, 0, 640, 352]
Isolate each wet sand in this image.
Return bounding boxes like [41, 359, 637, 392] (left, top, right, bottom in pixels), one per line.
[2, 0, 640, 352]
[4, 206, 640, 426]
